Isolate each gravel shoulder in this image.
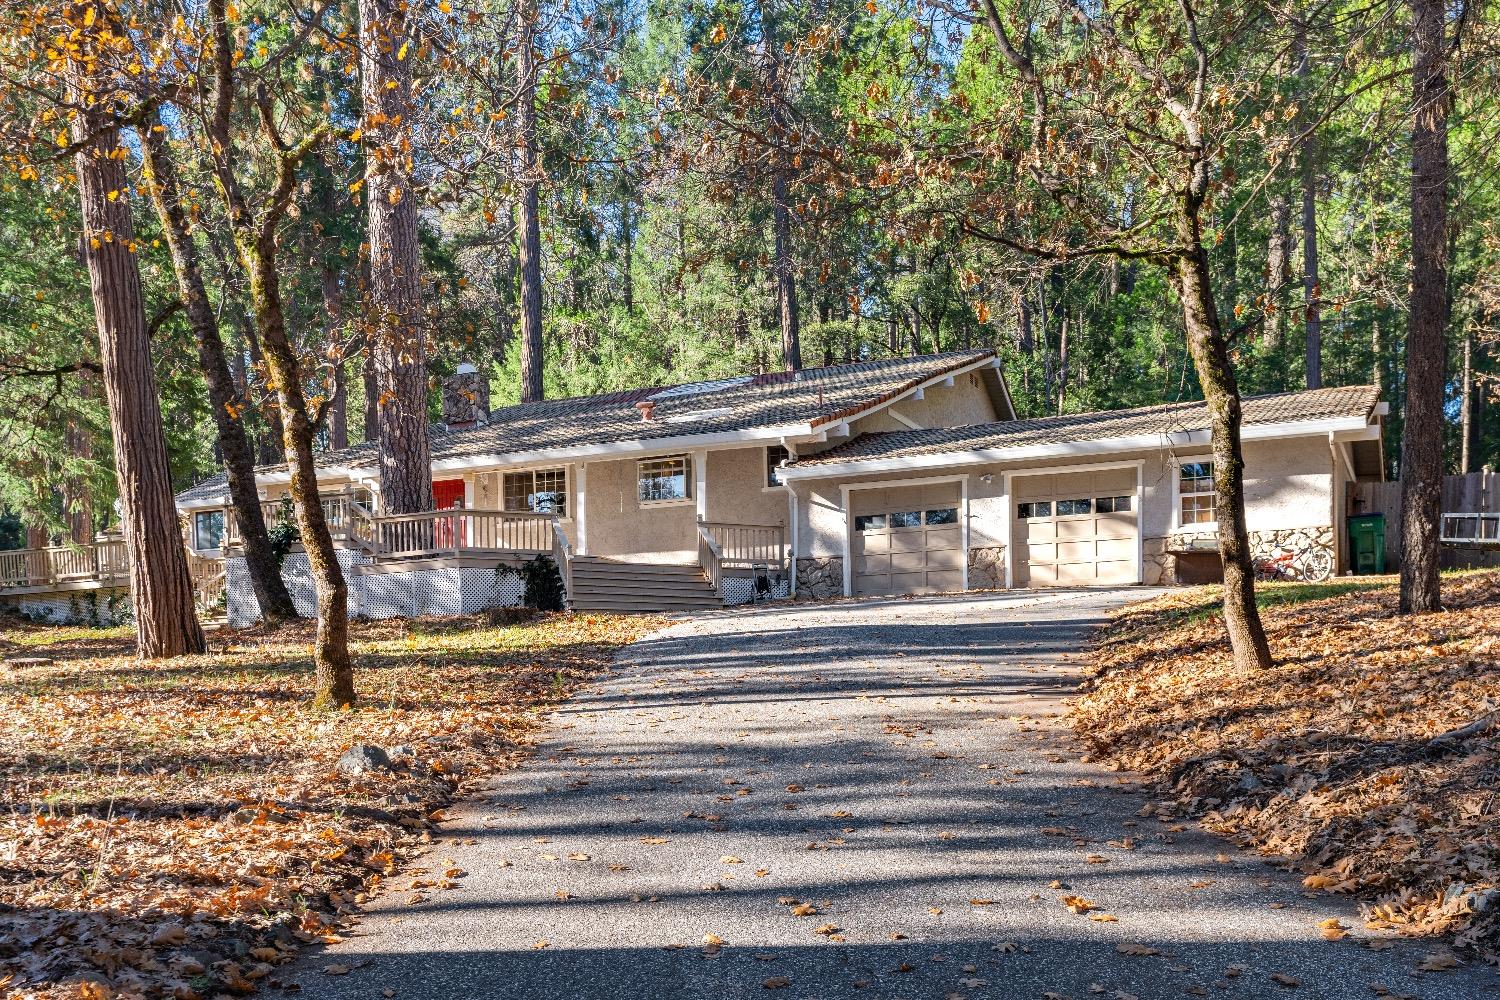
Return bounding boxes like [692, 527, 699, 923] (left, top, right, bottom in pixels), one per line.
[291, 589, 1500, 1000]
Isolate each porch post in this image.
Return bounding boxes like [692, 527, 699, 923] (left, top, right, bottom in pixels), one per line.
[574, 462, 589, 556]
[693, 449, 709, 522]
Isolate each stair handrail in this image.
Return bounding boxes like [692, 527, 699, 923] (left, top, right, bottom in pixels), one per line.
[696, 518, 724, 593]
[550, 517, 573, 606]
[346, 492, 382, 556]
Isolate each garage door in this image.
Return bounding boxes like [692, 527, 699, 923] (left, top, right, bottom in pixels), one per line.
[850, 483, 964, 597]
[1012, 468, 1137, 587]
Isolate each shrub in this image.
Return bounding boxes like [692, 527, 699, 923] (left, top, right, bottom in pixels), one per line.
[498, 555, 566, 611]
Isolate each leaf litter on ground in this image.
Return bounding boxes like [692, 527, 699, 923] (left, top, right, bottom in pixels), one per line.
[0, 610, 660, 998]
[1074, 571, 1500, 964]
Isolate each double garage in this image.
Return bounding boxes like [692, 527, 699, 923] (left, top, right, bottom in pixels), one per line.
[845, 466, 1140, 597]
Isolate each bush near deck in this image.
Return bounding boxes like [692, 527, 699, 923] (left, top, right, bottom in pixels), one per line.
[0, 611, 660, 999]
[1075, 571, 1500, 962]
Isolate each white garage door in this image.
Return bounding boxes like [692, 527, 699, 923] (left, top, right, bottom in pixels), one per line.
[850, 483, 964, 597]
[1012, 468, 1138, 587]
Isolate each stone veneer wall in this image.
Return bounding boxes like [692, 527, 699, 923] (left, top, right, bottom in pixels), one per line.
[967, 546, 1005, 590]
[1145, 526, 1337, 585]
[795, 556, 844, 600]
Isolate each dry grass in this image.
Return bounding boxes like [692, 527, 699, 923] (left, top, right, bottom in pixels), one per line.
[0, 610, 662, 998]
[1075, 570, 1500, 963]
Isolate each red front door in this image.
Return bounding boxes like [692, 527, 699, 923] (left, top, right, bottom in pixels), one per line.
[433, 479, 466, 547]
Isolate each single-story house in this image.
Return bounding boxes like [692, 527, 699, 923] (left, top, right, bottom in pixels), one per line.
[165, 349, 1387, 623]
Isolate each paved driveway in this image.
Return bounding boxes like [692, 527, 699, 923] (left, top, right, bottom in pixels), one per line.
[294, 589, 1499, 999]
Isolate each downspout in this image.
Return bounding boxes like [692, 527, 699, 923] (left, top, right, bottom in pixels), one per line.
[788, 488, 799, 598]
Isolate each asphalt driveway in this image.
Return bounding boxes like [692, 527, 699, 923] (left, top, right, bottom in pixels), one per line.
[292, 588, 1500, 999]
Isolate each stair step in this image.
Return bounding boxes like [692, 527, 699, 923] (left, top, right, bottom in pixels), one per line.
[572, 597, 723, 612]
[570, 561, 705, 577]
[570, 574, 716, 591]
[571, 583, 719, 599]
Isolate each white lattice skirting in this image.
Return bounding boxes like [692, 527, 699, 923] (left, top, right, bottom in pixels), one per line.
[226, 552, 524, 626]
[721, 573, 792, 605]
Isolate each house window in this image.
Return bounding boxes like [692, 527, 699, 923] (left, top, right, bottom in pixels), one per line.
[766, 445, 790, 487]
[1097, 495, 1133, 513]
[1017, 501, 1051, 519]
[194, 510, 225, 550]
[638, 456, 691, 504]
[1057, 498, 1093, 516]
[503, 468, 568, 515]
[1179, 461, 1215, 525]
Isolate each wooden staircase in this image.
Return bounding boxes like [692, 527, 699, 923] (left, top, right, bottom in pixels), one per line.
[568, 556, 724, 613]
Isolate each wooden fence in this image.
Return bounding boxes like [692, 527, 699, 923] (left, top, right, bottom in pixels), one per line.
[1354, 467, 1497, 569]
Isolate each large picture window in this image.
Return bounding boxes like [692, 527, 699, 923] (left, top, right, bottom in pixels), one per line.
[503, 468, 568, 516]
[638, 456, 692, 504]
[1178, 461, 1215, 525]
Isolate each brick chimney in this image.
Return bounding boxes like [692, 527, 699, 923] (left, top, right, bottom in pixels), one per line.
[442, 363, 489, 430]
[635, 400, 657, 421]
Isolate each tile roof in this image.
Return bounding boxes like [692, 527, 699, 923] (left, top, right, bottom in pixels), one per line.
[174, 350, 997, 506]
[794, 384, 1381, 468]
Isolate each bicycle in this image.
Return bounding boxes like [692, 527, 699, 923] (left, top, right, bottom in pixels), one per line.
[1254, 546, 1334, 583]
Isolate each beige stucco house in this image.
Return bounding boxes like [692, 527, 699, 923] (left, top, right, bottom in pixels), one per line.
[166, 349, 1386, 622]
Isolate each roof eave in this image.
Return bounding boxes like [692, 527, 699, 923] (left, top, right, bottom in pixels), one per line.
[778, 412, 1375, 481]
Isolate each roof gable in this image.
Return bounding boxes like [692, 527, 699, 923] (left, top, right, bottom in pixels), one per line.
[174, 350, 1003, 506]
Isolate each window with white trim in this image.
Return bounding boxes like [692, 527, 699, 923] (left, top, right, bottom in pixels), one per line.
[637, 456, 692, 504]
[503, 468, 568, 515]
[1178, 461, 1215, 525]
[193, 510, 225, 550]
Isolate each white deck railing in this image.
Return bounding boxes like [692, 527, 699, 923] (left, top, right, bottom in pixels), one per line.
[0, 536, 130, 592]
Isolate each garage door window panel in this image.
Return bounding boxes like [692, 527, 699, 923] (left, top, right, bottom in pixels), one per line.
[855, 514, 886, 532]
[925, 507, 958, 525]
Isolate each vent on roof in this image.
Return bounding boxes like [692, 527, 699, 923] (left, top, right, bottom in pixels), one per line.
[661, 407, 733, 424]
[648, 375, 754, 401]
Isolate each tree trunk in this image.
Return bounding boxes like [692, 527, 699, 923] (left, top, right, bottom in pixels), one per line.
[247, 244, 354, 706]
[1458, 330, 1472, 474]
[1056, 315, 1069, 415]
[360, 0, 434, 514]
[321, 189, 349, 452]
[1016, 292, 1035, 355]
[1399, 0, 1450, 615]
[205, 0, 352, 702]
[326, 285, 349, 451]
[773, 171, 802, 371]
[621, 197, 635, 314]
[1175, 226, 1274, 671]
[1296, 25, 1322, 389]
[141, 117, 298, 623]
[1263, 192, 1290, 351]
[63, 418, 93, 544]
[516, 2, 546, 403]
[69, 54, 204, 658]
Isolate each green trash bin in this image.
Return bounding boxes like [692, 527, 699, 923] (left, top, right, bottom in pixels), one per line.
[1348, 513, 1386, 575]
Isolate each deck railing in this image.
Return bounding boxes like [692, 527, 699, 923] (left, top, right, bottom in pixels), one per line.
[225, 494, 357, 548]
[358, 508, 554, 559]
[698, 520, 787, 571]
[0, 536, 130, 591]
[697, 519, 787, 594]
